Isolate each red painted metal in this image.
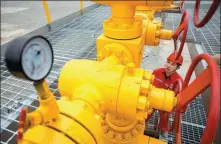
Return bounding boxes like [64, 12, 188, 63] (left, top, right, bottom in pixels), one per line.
[179, 0, 184, 12]
[194, 0, 221, 27]
[177, 53, 220, 144]
[17, 108, 28, 142]
[173, 10, 189, 61]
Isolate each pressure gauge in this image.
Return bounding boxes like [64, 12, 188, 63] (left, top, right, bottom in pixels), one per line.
[5, 35, 53, 81]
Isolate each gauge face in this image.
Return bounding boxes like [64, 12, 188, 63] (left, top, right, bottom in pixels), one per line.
[21, 37, 53, 81]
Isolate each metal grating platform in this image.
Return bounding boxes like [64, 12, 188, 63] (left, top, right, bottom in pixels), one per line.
[0, 4, 220, 144]
[163, 7, 220, 56]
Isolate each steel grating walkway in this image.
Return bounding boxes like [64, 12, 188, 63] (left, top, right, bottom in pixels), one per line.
[0, 5, 220, 144]
[163, 7, 220, 56]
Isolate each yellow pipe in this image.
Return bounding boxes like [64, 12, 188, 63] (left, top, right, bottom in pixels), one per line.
[42, 0, 52, 24]
[101, 55, 122, 65]
[159, 29, 173, 40]
[20, 59, 176, 144]
[58, 59, 177, 117]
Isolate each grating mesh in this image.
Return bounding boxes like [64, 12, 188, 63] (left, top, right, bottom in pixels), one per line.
[0, 5, 219, 144]
[163, 7, 220, 56]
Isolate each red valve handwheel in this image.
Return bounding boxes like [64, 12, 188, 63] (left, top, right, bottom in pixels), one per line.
[194, 0, 221, 27]
[179, 0, 184, 12]
[178, 53, 220, 144]
[17, 108, 28, 142]
[173, 10, 189, 60]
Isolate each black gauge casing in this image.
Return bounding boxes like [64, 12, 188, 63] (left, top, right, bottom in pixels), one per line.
[5, 35, 54, 81]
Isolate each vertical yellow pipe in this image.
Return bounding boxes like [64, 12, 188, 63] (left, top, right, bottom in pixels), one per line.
[42, 0, 52, 24]
[80, 0, 84, 14]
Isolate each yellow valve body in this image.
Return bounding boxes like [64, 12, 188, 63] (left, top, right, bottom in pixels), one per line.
[20, 59, 176, 144]
[19, 0, 179, 144]
[96, 33, 146, 68]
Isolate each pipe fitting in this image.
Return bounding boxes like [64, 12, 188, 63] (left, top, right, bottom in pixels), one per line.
[147, 87, 177, 112]
[159, 29, 173, 40]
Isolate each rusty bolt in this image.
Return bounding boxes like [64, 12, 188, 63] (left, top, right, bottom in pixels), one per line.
[132, 129, 139, 136]
[137, 96, 147, 110]
[140, 79, 150, 94]
[115, 133, 123, 141]
[107, 131, 115, 138]
[124, 133, 131, 140]
[102, 126, 108, 133]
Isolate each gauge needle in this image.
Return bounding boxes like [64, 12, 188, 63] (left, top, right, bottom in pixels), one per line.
[31, 61, 35, 75]
[37, 51, 41, 56]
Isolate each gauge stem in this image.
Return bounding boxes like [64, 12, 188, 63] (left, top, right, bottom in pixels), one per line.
[34, 80, 51, 100]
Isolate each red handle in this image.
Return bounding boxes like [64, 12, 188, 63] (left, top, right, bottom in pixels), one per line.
[179, 0, 184, 12]
[194, 0, 221, 27]
[17, 108, 28, 142]
[173, 10, 189, 60]
[177, 53, 220, 144]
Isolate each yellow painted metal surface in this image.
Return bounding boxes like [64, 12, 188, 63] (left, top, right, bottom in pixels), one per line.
[19, 1, 181, 144]
[20, 58, 177, 144]
[57, 97, 103, 143]
[22, 125, 76, 144]
[96, 33, 146, 68]
[80, 0, 84, 14]
[42, 0, 52, 24]
[148, 85, 177, 112]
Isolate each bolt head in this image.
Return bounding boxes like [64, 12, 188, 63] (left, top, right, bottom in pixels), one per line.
[140, 80, 150, 95]
[107, 131, 114, 138]
[115, 133, 123, 141]
[124, 133, 131, 140]
[137, 96, 147, 110]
